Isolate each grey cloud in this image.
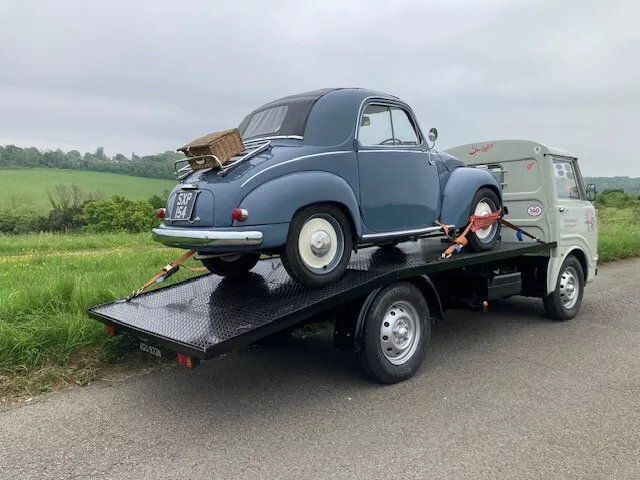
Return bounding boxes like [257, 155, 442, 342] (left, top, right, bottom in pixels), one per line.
[0, 0, 638, 176]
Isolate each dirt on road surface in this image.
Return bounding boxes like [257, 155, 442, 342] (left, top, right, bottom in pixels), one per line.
[1, 259, 639, 480]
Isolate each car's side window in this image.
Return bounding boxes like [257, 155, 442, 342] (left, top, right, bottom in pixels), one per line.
[390, 107, 420, 145]
[358, 103, 421, 147]
[553, 159, 581, 200]
[358, 104, 393, 146]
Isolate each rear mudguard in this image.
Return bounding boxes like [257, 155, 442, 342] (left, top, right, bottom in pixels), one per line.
[438, 168, 502, 227]
[238, 171, 362, 237]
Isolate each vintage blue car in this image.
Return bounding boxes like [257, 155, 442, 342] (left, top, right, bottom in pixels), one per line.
[152, 88, 502, 287]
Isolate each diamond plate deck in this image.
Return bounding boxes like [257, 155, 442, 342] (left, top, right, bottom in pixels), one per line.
[87, 239, 554, 358]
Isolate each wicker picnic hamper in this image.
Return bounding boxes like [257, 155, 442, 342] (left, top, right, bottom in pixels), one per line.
[177, 128, 245, 170]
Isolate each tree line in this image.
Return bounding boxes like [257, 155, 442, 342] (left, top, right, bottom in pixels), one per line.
[0, 145, 183, 180]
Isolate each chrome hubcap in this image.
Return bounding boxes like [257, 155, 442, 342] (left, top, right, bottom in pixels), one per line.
[560, 266, 579, 309]
[379, 300, 421, 365]
[310, 230, 332, 257]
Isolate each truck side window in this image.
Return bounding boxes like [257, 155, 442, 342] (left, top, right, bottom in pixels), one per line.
[553, 159, 581, 200]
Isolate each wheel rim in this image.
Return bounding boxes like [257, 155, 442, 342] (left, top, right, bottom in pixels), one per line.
[474, 197, 498, 242]
[559, 266, 580, 309]
[379, 300, 421, 365]
[297, 213, 344, 274]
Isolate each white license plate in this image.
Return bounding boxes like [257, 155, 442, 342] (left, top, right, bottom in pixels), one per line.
[139, 341, 162, 357]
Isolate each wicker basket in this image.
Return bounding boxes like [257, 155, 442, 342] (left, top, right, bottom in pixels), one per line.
[177, 128, 245, 170]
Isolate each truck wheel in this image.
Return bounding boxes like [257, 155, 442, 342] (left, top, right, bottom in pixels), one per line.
[200, 253, 260, 278]
[281, 204, 353, 288]
[467, 188, 501, 252]
[356, 282, 431, 384]
[543, 254, 584, 321]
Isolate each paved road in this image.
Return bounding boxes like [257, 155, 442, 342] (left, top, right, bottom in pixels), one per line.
[2, 259, 639, 480]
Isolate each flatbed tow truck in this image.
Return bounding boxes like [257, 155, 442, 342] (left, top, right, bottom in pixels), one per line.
[87, 140, 599, 384]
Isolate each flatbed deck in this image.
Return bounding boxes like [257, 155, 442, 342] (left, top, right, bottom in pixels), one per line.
[87, 239, 555, 360]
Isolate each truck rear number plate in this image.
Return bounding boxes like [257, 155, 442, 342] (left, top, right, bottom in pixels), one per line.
[140, 341, 161, 357]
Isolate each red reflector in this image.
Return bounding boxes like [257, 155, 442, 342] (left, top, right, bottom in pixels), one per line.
[177, 353, 195, 368]
[156, 208, 166, 219]
[231, 208, 248, 222]
[105, 325, 116, 336]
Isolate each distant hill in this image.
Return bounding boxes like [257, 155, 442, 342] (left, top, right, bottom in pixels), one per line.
[584, 177, 640, 195]
[0, 168, 176, 210]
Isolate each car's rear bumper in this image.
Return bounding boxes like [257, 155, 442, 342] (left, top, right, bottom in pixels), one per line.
[152, 226, 263, 248]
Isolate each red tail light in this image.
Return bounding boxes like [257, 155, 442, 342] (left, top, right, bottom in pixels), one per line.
[156, 208, 166, 219]
[105, 325, 116, 336]
[231, 208, 248, 222]
[177, 353, 198, 368]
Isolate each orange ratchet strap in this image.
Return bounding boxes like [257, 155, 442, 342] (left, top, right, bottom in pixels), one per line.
[125, 249, 208, 301]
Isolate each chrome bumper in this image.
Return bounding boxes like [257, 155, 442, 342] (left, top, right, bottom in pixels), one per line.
[151, 227, 263, 248]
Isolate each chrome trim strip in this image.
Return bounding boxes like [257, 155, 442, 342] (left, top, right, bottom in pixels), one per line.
[151, 227, 263, 247]
[240, 150, 352, 188]
[358, 149, 428, 154]
[362, 224, 455, 240]
[244, 135, 303, 143]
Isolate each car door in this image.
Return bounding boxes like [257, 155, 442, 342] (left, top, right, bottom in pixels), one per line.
[356, 102, 440, 233]
[552, 156, 598, 260]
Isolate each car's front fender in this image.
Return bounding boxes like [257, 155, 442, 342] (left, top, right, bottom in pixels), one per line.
[439, 168, 502, 227]
[237, 171, 362, 237]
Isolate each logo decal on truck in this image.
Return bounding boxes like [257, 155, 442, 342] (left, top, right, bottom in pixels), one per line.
[469, 143, 494, 155]
[585, 210, 596, 232]
[527, 205, 543, 217]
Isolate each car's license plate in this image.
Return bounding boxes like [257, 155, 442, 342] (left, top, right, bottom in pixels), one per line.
[170, 191, 199, 221]
[139, 341, 162, 357]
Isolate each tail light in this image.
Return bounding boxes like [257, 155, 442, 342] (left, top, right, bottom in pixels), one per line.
[156, 208, 166, 219]
[231, 208, 248, 222]
[105, 325, 116, 336]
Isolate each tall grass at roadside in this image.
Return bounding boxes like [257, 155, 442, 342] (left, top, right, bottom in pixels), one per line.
[0, 247, 204, 396]
[0, 231, 155, 256]
[597, 208, 640, 261]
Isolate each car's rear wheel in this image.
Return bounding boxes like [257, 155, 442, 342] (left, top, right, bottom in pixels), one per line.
[467, 188, 501, 252]
[200, 252, 260, 278]
[281, 204, 353, 288]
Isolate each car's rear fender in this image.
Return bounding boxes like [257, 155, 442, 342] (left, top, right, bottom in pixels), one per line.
[237, 171, 362, 237]
[439, 168, 502, 227]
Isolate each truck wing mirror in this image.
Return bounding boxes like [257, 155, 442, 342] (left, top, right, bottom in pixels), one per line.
[586, 183, 596, 201]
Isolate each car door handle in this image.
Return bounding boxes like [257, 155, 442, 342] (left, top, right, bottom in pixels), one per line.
[559, 207, 569, 212]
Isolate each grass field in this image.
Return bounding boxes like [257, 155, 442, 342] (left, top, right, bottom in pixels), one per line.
[1, 210, 639, 399]
[0, 168, 176, 210]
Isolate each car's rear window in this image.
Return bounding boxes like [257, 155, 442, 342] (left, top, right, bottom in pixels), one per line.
[241, 105, 289, 139]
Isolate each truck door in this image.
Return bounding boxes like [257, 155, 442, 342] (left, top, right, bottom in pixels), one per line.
[552, 156, 598, 265]
[356, 102, 440, 233]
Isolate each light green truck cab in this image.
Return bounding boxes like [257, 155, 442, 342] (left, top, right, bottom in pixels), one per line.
[446, 140, 598, 302]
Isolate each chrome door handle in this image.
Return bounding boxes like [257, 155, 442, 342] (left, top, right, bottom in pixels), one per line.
[559, 207, 569, 212]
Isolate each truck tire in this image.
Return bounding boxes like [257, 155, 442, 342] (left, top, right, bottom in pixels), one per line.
[467, 188, 501, 252]
[281, 204, 353, 288]
[356, 282, 431, 384]
[543, 254, 584, 321]
[200, 253, 260, 278]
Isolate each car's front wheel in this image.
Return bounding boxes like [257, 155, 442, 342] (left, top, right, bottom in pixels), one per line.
[467, 187, 502, 252]
[281, 204, 353, 288]
[200, 252, 260, 278]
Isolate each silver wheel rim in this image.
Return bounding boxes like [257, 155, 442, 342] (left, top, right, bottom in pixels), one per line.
[474, 198, 498, 242]
[297, 213, 344, 274]
[379, 300, 421, 365]
[560, 266, 580, 309]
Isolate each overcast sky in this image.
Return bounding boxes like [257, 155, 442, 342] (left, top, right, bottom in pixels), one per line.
[0, 0, 638, 176]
